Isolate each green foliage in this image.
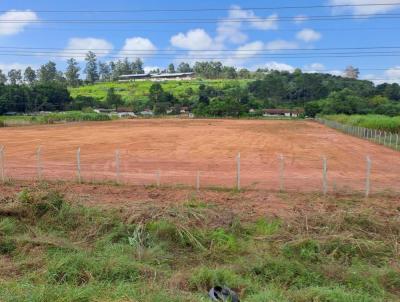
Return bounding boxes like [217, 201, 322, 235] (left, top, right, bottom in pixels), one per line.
[105, 87, 123, 110]
[252, 257, 324, 288]
[324, 114, 400, 132]
[0, 188, 399, 301]
[189, 267, 245, 291]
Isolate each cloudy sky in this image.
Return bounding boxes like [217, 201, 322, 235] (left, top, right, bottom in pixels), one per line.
[1, 0, 400, 83]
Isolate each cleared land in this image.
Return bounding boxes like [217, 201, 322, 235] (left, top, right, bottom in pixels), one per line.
[1, 119, 400, 192]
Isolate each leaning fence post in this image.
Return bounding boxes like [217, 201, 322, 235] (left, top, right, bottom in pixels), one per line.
[36, 146, 42, 180]
[196, 171, 200, 192]
[365, 156, 372, 198]
[279, 154, 285, 192]
[76, 147, 81, 184]
[236, 153, 241, 190]
[0, 146, 4, 183]
[115, 149, 120, 184]
[322, 156, 328, 196]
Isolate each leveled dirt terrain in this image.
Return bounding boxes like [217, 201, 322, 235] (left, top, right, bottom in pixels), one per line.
[0, 119, 399, 193]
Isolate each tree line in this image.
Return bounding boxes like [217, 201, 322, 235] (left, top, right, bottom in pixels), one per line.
[1, 50, 400, 117]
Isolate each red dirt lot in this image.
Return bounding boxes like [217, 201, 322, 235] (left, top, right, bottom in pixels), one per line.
[0, 119, 399, 193]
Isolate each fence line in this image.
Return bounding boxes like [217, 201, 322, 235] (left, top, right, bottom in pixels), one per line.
[365, 156, 372, 198]
[236, 153, 241, 190]
[115, 149, 120, 184]
[322, 156, 328, 196]
[76, 147, 81, 184]
[317, 118, 399, 151]
[0, 145, 4, 183]
[0, 145, 396, 197]
[36, 146, 42, 180]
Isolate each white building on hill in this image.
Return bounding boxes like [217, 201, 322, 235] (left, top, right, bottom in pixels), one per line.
[118, 72, 195, 82]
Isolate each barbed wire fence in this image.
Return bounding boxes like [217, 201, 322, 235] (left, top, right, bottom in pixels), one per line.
[316, 118, 400, 151]
[0, 143, 389, 198]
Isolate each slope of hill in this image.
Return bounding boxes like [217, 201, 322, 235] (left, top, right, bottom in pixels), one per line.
[69, 79, 251, 103]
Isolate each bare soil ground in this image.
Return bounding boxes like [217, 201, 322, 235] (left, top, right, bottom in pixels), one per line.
[1, 119, 399, 192]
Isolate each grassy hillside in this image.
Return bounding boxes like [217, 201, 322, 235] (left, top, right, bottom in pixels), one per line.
[69, 79, 251, 103]
[1, 185, 399, 301]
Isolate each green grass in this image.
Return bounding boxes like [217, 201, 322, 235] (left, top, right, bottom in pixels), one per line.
[0, 111, 112, 127]
[69, 79, 252, 102]
[0, 187, 399, 301]
[323, 114, 400, 133]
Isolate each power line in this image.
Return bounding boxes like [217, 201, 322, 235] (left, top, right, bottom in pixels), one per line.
[3, 45, 400, 52]
[5, 13, 400, 23]
[19, 26, 400, 33]
[4, 2, 400, 13]
[3, 51, 400, 60]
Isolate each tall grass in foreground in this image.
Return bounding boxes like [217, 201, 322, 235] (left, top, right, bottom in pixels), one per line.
[0, 111, 111, 127]
[0, 187, 399, 301]
[324, 114, 400, 133]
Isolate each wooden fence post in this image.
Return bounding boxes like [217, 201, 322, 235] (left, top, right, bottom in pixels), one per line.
[322, 156, 328, 196]
[196, 171, 200, 192]
[156, 170, 161, 187]
[365, 156, 372, 198]
[115, 149, 120, 184]
[76, 147, 81, 184]
[279, 154, 285, 192]
[236, 153, 241, 190]
[396, 134, 399, 150]
[36, 146, 42, 180]
[0, 146, 4, 183]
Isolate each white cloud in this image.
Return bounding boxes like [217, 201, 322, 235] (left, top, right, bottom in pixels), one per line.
[171, 29, 214, 50]
[120, 37, 157, 60]
[0, 63, 35, 73]
[223, 41, 264, 66]
[265, 40, 299, 51]
[329, 0, 400, 15]
[383, 66, 400, 83]
[255, 61, 296, 72]
[303, 63, 326, 72]
[293, 15, 309, 24]
[0, 10, 38, 36]
[61, 38, 113, 61]
[216, 5, 278, 45]
[296, 29, 322, 42]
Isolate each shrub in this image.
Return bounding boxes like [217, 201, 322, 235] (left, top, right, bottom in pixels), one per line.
[189, 267, 245, 291]
[251, 258, 324, 288]
[282, 239, 321, 262]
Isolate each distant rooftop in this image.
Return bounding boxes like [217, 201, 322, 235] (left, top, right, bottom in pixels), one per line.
[118, 72, 195, 79]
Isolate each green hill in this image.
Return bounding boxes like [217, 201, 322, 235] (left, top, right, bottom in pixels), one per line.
[69, 79, 251, 103]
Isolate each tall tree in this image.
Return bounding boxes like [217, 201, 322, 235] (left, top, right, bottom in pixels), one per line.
[132, 58, 144, 74]
[84, 51, 99, 84]
[38, 61, 58, 82]
[65, 58, 81, 87]
[99, 61, 111, 81]
[8, 69, 22, 85]
[344, 66, 360, 79]
[105, 87, 123, 110]
[24, 67, 37, 85]
[0, 69, 7, 84]
[177, 62, 192, 73]
[168, 63, 175, 73]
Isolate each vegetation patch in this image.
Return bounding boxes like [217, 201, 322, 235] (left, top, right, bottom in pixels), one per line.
[0, 187, 399, 301]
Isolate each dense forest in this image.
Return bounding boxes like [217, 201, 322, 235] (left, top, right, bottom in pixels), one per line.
[1, 52, 400, 117]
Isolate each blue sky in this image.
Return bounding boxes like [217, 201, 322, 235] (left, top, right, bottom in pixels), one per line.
[1, 0, 400, 83]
